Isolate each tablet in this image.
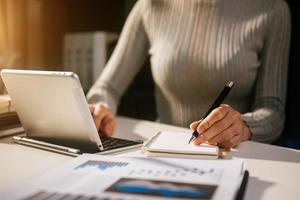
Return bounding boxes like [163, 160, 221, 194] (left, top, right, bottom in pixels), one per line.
[1, 69, 142, 155]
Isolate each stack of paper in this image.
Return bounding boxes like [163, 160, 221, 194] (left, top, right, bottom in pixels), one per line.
[0, 154, 247, 200]
[0, 94, 23, 137]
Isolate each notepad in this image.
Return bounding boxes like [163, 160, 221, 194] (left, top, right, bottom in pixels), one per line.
[142, 131, 219, 159]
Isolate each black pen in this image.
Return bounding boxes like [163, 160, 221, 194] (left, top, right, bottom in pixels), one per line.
[188, 81, 235, 144]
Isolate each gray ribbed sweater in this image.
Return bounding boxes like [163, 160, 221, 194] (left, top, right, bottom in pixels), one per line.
[87, 0, 290, 143]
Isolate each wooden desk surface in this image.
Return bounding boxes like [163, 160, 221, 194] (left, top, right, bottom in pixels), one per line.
[0, 116, 299, 200]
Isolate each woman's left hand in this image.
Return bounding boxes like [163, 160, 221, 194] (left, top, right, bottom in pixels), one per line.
[189, 104, 251, 149]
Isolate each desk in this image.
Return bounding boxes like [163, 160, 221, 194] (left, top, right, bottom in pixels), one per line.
[0, 116, 299, 200]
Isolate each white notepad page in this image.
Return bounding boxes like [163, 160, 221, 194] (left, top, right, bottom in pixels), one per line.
[144, 131, 218, 156]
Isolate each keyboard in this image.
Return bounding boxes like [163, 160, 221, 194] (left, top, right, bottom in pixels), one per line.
[99, 135, 143, 151]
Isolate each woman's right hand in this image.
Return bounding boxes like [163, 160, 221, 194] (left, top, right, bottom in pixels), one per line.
[88, 103, 116, 137]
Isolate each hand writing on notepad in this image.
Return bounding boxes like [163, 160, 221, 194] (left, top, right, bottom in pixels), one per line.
[189, 104, 251, 149]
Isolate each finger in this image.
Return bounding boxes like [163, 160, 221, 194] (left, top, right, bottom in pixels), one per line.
[194, 109, 237, 144]
[197, 106, 230, 134]
[93, 104, 104, 117]
[89, 105, 95, 114]
[93, 106, 107, 130]
[93, 115, 102, 131]
[219, 134, 241, 149]
[105, 121, 115, 137]
[193, 133, 209, 145]
[189, 119, 202, 131]
[208, 124, 236, 144]
[91, 108, 102, 130]
[101, 116, 115, 136]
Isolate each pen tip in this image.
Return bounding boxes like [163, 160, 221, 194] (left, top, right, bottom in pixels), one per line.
[188, 137, 193, 144]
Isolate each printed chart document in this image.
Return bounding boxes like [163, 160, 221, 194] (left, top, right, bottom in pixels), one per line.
[143, 131, 219, 158]
[1, 154, 246, 200]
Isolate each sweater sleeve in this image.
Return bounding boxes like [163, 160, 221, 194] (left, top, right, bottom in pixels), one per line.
[87, 0, 150, 113]
[241, 0, 291, 143]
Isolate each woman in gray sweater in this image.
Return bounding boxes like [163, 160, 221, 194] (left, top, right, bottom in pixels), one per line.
[87, 0, 290, 149]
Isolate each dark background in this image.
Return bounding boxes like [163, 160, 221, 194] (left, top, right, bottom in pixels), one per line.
[281, 0, 300, 149]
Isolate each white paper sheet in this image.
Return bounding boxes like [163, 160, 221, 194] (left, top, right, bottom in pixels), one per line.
[144, 131, 219, 155]
[1, 154, 245, 200]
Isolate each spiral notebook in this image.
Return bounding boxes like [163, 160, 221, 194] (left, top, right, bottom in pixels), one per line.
[142, 131, 219, 159]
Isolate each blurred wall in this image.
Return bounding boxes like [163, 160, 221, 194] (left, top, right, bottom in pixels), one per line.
[0, 0, 129, 93]
[36, 0, 126, 70]
[0, 0, 128, 70]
